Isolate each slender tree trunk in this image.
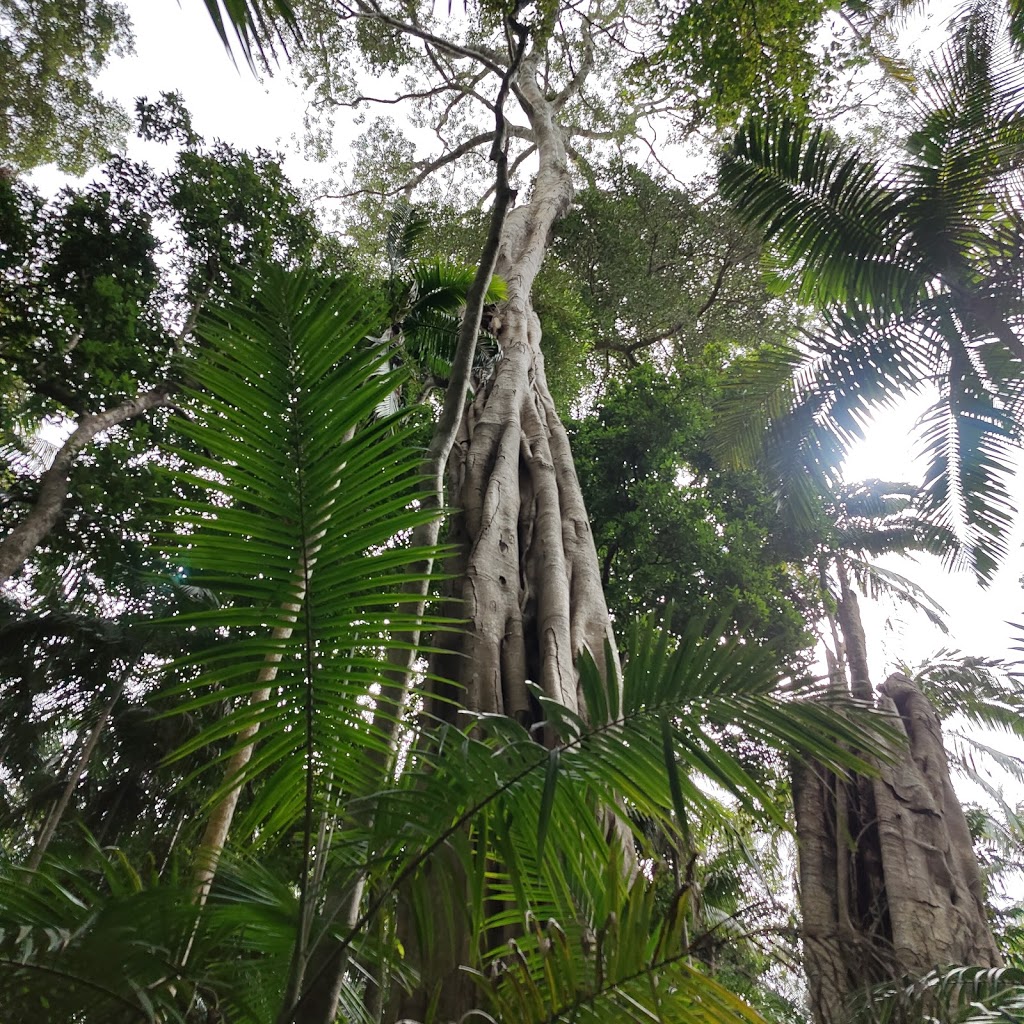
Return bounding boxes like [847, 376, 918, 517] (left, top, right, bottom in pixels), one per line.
[796, 573, 1001, 1024]
[26, 660, 132, 870]
[0, 388, 171, 586]
[835, 559, 871, 701]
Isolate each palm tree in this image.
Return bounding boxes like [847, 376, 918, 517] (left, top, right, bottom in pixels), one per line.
[718, 0, 1024, 581]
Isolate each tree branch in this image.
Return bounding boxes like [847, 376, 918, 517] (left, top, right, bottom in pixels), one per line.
[551, 19, 594, 111]
[349, 2, 507, 75]
[31, 378, 87, 416]
[0, 387, 173, 587]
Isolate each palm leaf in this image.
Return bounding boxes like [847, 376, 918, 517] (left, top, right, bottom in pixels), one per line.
[846, 559, 950, 633]
[719, 9, 1024, 581]
[200, 0, 301, 70]
[159, 265, 448, 843]
[913, 649, 1024, 740]
[855, 965, 1024, 1023]
[0, 841, 197, 1021]
[721, 117, 921, 314]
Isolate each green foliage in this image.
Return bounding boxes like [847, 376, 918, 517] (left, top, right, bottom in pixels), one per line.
[549, 165, 797, 370]
[0, 251, 899, 1015]
[853, 966, 1024, 1023]
[200, 0, 301, 71]
[718, 2, 1024, 580]
[0, 840, 199, 1020]
[571, 363, 817, 663]
[641, 0, 851, 128]
[0, 95, 337, 588]
[0, 0, 133, 174]
[160, 264, 445, 842]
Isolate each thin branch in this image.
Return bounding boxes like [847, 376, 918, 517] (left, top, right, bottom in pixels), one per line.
[328, 81, 457, 108]
[551, 18, 594, 111]
[349, 3, 506, 76]
[480, 143, 537, 203]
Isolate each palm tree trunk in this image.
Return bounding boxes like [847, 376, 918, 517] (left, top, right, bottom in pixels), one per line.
[835, 558, 872, 701]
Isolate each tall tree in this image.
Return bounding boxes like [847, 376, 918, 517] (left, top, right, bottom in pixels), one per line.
[788, 481, 1003, 1024]
[0, 0, 133, 173]
[187, 1, 1021, 1019]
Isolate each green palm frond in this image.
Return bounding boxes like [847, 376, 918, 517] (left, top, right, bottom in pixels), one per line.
[475, 871, 767, 1024]
[0, 840, 197, 1021]
[718, 5, 1024, 581]
[159, 265, 448, 841]
[1011, 0, 1024, 52]
[721, 117, 920, 314]
[917, 387, 1019, 580]
[386, 202, 430, 273]
[846, 559, 950, 632]
[201, 0, 301, 70]
[911, 649, 1024, 740]
[854, 965, 1024, 1024]
[357, 615, 896, 1022]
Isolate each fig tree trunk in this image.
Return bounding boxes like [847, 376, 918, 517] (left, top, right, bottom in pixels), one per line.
[796, 581, 1001, 1024]
[393, 55, 619, 1022]
[427, 64, 616, 733]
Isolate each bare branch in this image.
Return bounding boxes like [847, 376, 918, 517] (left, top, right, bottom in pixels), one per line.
[328, 81, 457, 109]
[349, 2, 507, 76]
[552, 19, 594, 110]
[405, 131, 496, 193]
[481, 143, 537, 202]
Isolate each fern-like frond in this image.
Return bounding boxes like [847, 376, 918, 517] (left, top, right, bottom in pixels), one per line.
[159, 266, 448, 842]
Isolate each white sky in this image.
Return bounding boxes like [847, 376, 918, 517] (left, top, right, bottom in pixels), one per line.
[36, 0, 1024, 674]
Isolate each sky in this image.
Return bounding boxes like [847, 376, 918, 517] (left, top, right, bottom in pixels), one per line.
[36, 0, 1024, 674]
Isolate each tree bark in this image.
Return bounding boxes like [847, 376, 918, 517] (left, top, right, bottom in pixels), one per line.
[427, 54, 616, 729]
[392, 52, 620, 1023]
[0, 387, 172, 587]
[796, 579, 1001, 1024]
[872, 673, 1001, 972]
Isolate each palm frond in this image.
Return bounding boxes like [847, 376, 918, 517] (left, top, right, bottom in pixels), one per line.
[476, 872, 768, 1024]
[719, 11, 1024, 582]
[854, 965, 1024, 1023]
[200, 0, 301, 71]
[917, 387, 1018, 581]
[159, 265, 448, 842]
[385, 202, 430, 273]
[0, 840, 197, 1021]
[721, 116, 920, 314]
[846, 559, 950, 632]
[912, 649, 1024, 739]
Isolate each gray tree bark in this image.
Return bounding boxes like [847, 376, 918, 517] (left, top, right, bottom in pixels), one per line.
[390, 52, 620, 1024]
[0, 387, 171, 587]
[796, 578, 1001, 1024]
